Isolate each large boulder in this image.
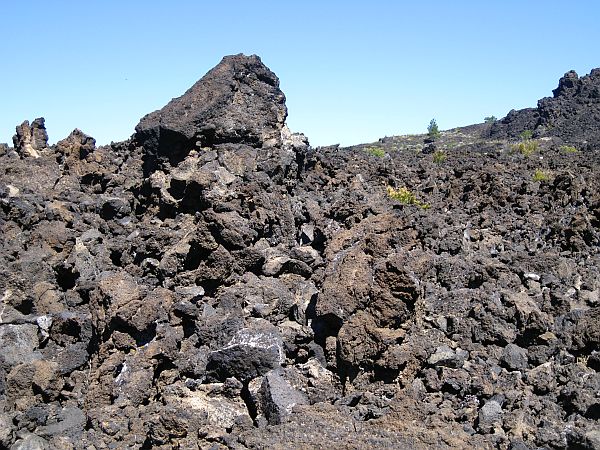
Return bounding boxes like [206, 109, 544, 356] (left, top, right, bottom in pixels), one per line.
[206, 318, 285, 382]
[135, 54, 287, 170]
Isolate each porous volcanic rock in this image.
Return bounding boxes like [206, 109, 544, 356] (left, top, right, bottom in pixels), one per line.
[491, 68, 600, 146]
[0, 55, 599, 449]
[12, 117, 48, 158]
[135, 53, 288, 173]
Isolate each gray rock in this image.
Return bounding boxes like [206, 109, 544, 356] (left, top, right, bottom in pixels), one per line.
[10, 433, 49, 450]
[299, 224, 314, 244]
[427, 345, 467, 368]
[174, 285, 205, 301]
[54, 342, 89, 375]
[36, 407, 86, 439]
[260, 369, 308, 425]
[523, 272, 540, 281]
[584, 430, 600, 450]
[0, 324, 40, 370]
[262, 255, 290, 277]
[0, 412, 13, 447]
[501, 343, 529, 371]
[478, 400, 503, 433]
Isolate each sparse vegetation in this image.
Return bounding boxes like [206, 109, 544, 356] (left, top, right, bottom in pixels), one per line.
[433, 150, 446, 164]
[514, 140, 538, 156]
[513, 140, 539, 156]
[484, 116, 497, 123]
[427, 119, 440, 141]
[533, 169, 551, 182]
[520, 130, 534, 140]
[512, 130, 539, 157]
[365, 146, 385, 158]
[387, 186, 430, 209]
[559, 145, 578, 154]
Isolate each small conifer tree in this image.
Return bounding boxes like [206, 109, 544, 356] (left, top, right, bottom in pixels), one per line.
[428, 119, 440, 140]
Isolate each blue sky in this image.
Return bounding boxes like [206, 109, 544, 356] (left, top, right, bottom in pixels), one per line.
[1, 1, 599, 147]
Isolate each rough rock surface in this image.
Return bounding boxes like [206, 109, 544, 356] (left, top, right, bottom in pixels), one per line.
[135, 53, 288, 174]
[490, 68, 600, 147]
[12, 118, 48, 158]
[0, 54, 599, 448]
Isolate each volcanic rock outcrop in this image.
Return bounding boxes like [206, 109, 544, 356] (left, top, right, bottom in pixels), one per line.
[12, 118, 48, 158]
[490, 68, 600, 147]
[135, 54, 288, 174]
[0, 55, 599, 449]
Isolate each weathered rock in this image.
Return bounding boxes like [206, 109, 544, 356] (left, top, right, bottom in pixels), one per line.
[478, 399, 503, 433]
[501, 343, 529, 371]
[1, 57, 600, 449]
[0, 412, 13, 447]
[206, 318, 285, 382]
[9, 433, 49, 450]
[135, 54, 287, 172]
[0, 325, 40, 370]
[12, 118, 48, 158]
[427, 345, 467, 368]
[31, 360, 63, 401]
[491, 68, 600, 145]
[56, 128, 96, 159]
[259, 369, 308, 425]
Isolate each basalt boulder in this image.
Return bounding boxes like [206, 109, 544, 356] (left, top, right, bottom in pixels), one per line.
[135, 53, 288, 172]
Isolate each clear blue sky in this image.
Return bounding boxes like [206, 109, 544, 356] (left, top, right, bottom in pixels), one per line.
[1, 1, 599, 147]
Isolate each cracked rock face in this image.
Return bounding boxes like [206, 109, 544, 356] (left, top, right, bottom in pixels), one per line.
[1, 55, 599, 449]
[12, 118, 48, 158]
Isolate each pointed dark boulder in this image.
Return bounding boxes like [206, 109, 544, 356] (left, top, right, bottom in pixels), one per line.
[134, 54, 287, 168]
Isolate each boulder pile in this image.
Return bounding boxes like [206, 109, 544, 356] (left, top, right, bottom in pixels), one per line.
[1, 55, 598, 449]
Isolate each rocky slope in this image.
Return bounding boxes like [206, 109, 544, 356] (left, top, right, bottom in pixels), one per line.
[0, 55, 599, 449]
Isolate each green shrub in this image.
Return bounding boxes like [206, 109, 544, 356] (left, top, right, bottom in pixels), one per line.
[387, 186, 430, 209]
[433, 150, 446, 164]
[484, 116, 497, 123]
[427, 119, 440, 141]
[559, 145, 578, 154]
[365, 146, 385, 158]
[511, 129, 539, 156]
[512, 140, 539, 157]
[519, 130, 534, 140]
[533, 169, 551, 182]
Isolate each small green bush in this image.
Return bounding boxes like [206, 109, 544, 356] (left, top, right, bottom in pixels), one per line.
[365, 146, 385, 158]
[512, 140, 539, 157]
[559, 145, 578, 154]
[433, 150, 446, 164]
[387, 186, 430, 209]
[533, 169, 551, 182]
[520, 130, 534, 140]
[427, 119, 441, 141]
[484, 116, 497, 123]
